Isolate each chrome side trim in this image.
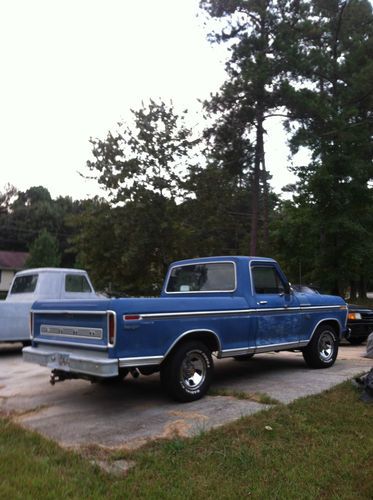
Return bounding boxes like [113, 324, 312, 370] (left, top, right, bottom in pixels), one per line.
[255, 340, 302, 353]
[308, 317, 343, 342]
[140, 305, 344, 320]
[33, 338, 108, 351]
[140, 309, 254, 319]
[164, 260, 237, 295]
[31, 309, 109, 315]
[220, 340, 304, 357]
[219, 347, 255, 358]
[257, 307, 301, 312]
[300, 305, 342, 310]
[119, 356, 164, 367]
[164, 329, 222, 358]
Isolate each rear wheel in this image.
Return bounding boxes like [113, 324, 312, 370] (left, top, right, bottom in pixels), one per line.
[303, 324, 338, 368]
[160, 341, 213, 402]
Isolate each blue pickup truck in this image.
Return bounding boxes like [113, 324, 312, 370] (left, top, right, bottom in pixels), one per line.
[23, 256, 348, 402]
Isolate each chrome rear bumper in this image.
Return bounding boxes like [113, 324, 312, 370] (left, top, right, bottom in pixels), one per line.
[23, 346, 119, 378]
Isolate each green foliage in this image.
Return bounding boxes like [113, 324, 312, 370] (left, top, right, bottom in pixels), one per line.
[26, 229, 61, 268]
[279, 0, 373, 294]
[0, 185, 82, 268]
[201, 0, 304, 254]
[87, 100, 195, 203]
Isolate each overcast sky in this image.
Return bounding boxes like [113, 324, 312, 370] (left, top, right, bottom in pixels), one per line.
[0, 0, 295, 200]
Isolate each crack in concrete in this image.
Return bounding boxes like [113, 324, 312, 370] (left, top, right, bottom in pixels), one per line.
[13, 404, 51, 420]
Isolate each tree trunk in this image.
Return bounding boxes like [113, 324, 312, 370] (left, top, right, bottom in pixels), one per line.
[250, 114, 264, 255]
[358, 275, 367, 300]
[350, 281, 357, 301]
[261, 154, 269, 251]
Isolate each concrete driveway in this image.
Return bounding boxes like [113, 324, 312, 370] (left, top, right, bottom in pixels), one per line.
[0, 342, 371, 451]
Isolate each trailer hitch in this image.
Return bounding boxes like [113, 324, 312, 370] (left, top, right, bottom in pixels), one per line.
[50, 369, 68, 385]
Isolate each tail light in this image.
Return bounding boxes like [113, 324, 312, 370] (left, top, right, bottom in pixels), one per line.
[29, 312, 34, 338]
[124, 314, 142, 321]
[108, 311, 116, 347]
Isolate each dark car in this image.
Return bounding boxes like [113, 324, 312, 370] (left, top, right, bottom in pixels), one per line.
[292, 285, 373, 345]
[345, 304, 373, 345]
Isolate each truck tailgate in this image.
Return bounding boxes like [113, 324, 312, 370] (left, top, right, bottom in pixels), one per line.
[31, 301, 115, 351]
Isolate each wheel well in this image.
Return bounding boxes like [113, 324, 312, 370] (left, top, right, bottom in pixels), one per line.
[315, 320, 341, 339]
[164, 331, 220, 360]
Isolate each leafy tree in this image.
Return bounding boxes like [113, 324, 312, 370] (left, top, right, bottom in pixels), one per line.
[87, 100, 195, 203]
[282, 0, 373, 295]
[73, 101, 198, 294]
[200, 0, 304, 254]
[0, 185, 83, 267]
[26, 229, 61, 268]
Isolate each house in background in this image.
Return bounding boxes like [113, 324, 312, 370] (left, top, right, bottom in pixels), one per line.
[0, 251, 29, 299]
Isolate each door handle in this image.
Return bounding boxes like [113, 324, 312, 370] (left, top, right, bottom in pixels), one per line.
[258, 301, 268, 305]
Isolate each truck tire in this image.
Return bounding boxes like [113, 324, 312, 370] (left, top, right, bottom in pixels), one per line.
[302, 324, 338, 368]
[160, 341, 213, 402]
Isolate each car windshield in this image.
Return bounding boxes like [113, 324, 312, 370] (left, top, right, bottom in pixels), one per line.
[11, 274, 38, 294]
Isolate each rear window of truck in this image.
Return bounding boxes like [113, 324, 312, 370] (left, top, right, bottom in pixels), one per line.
[11, 274, 38, 294]
[166, 262, 236, 293]
[65, 274, 92, 293]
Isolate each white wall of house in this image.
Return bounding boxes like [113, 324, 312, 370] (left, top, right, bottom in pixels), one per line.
[0, 270, 15, 293]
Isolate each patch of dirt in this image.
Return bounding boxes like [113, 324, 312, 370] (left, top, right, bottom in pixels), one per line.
[168, 410, 208, 420]
[91, 459, 135, 476]
[162, 419, 192, 438]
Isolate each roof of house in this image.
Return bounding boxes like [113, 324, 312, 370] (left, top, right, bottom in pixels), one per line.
[0, 251, 29, 271]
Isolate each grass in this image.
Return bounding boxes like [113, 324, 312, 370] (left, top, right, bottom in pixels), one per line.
[208, 387, 281, 405]
[0, 381, 372, 499]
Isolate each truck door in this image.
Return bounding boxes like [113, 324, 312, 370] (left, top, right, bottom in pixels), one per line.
[251, 263, 302, 349]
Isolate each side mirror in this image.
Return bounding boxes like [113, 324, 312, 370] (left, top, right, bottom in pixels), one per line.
[284, 283, 292, 295]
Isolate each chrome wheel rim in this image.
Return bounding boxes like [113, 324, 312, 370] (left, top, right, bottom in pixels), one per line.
[180, 350, 206, 391]
[318, 331, 334, 362]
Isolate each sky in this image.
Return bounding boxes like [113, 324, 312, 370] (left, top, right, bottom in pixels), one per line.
[0, 0, 296, 201]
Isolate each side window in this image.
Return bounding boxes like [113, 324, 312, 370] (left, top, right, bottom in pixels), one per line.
[11, 274, 38, 294]
[65, 274, 92, 293]
[166, 262, 235, 293]
[252, 266, 285, 294]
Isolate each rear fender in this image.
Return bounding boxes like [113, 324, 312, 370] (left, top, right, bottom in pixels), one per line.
[163, 329, 221, 361]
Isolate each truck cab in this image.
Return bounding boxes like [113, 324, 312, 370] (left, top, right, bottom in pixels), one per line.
[1, 268, 102, 343]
